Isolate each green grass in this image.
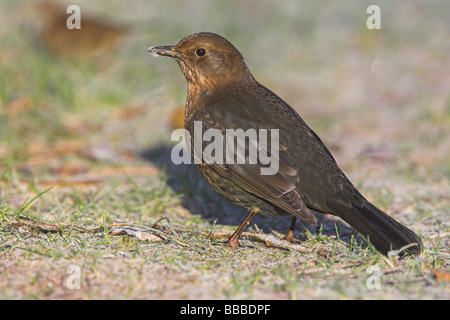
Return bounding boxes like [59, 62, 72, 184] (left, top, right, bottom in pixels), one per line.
[0, 0, 449, 300]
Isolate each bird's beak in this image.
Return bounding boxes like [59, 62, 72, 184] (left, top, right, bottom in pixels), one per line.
[148, 45, 179, 58]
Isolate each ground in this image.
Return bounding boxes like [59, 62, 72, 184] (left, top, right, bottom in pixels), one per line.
[0, 0, 449, 299]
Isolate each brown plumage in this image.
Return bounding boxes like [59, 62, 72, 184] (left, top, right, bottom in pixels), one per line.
[148, 32, 422, 256]
[34, 1, 126, 59]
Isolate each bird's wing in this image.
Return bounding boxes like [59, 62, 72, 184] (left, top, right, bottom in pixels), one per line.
[189, 101, 317, 225]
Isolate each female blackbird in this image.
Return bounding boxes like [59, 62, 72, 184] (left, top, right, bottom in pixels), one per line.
[148, 32, 422, 256]
[34, 1, 126, 59]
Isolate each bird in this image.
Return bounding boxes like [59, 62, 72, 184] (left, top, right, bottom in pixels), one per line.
[148, 32, 423, 256]
[33, 1, 127, 59]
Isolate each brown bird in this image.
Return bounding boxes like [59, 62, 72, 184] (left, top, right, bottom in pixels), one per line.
[34, 1, 127, 59]
[148, 32, 422, 256]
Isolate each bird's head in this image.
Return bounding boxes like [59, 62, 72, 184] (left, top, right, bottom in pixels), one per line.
[148, 32, 253, 92]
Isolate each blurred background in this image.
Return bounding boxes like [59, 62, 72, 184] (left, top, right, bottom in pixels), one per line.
[0, 0, 449, 224]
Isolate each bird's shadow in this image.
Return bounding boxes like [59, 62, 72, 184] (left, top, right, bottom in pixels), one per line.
[139, 144, 364, 248]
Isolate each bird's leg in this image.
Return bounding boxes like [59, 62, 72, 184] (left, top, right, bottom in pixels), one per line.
[282, 217, 297, 242]
[226, 207, 260, 247]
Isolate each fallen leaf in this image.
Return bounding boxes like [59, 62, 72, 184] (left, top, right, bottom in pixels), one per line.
[4, 96, 33, 116]
[168, 107, 185, 129]
[433, 269, 450, 282]
[109, 225, 165, 242]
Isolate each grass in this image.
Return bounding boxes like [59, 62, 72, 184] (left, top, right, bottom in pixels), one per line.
[0, 0, 449, 299]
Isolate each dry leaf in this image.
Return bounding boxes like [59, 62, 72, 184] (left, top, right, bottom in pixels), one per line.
[4, 96, 33, 116]
[109, 226, 165, 242]
[433, 269, 450, 282]
[168, 107, 185, 129]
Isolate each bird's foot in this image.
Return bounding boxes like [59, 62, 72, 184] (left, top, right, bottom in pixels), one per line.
[282, 231, 296, 243]
[226, 237, 240, 248]
[282, 217, 297, 243]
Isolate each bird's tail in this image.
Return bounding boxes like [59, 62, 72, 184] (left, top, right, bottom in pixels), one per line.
[333, 201, 422, 256]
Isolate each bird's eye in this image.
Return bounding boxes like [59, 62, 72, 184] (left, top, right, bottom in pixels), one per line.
[195, 48, 206, 57]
